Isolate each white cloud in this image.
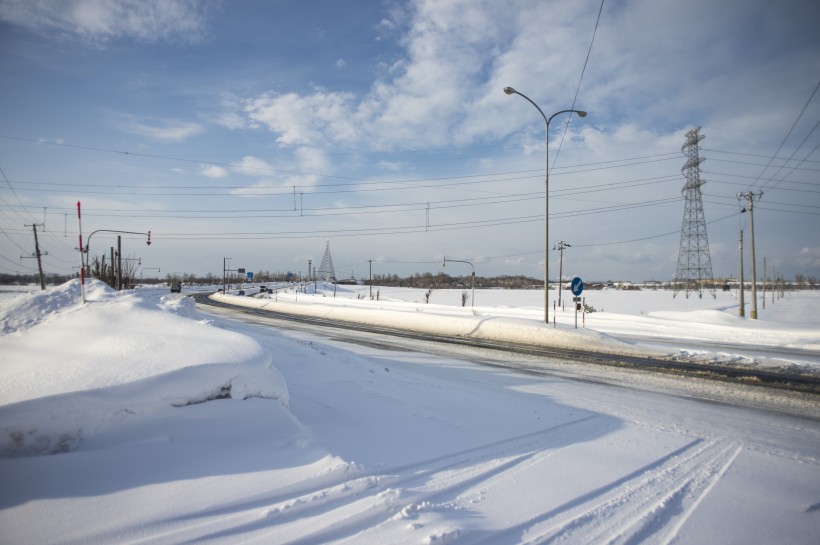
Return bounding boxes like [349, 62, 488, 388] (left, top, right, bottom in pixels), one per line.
[231, 156, 275, 177]
[228, 180, 281, 198]
[279, 147, 331, 190]
[200, 164, 228, 178]
[113, 114, 203, 141]
[223, 149, 331, 194]
[211, 93, 247, 130]
[245, 91, 359, 147]
[214, 111, 246, 131]
[0, 0, 210, 43]
[239, 0, 591, 151]
[335, 58, 347, 70]
[797, 247, 820, 269]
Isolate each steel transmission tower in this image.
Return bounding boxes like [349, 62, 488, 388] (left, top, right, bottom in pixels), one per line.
[673, 127, 715, 299]
[317, 240, 336, 282]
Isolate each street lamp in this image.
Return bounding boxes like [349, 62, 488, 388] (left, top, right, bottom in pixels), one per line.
[443, 257, 475, 308]
[84, 229, 151, 276]
[503, 86, 586, 324]
[141, 267, 160, 282]
[84, 229, 151, 290]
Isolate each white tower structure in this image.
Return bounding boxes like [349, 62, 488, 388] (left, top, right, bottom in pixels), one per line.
[317, 240, 336, 282]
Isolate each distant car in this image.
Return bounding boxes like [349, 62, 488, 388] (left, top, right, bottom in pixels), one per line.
[238, 290, 245, 296]
[170, 283, 181, 293]
[259, 286, 267, 292]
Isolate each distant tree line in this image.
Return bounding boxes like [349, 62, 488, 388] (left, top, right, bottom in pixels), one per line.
[0, 272, 76, 286]
[367, 272, 545, 289]
[365, 273, 819, 291]
[2, 270, 817, 291]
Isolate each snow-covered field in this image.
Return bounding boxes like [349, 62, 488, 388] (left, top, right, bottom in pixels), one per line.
[1, 280, 819, 544]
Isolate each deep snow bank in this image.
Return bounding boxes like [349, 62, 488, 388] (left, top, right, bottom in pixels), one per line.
[210, 291, 667, 358]
[0, 280, 288, 457]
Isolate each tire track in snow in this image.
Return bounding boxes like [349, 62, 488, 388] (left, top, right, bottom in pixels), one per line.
[483, 439, 742, 545]
[160, 415, 614, 545]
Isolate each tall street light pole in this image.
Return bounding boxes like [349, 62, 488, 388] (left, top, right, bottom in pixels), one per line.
[503, 87, 587, 325]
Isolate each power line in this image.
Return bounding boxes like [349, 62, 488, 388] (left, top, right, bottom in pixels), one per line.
[552, 0, 605, 170]
[1, 153, 683, 195]
[750, 78, 820, 189]
[1, 172, 684, 220]
[704, 171, 820, 193]
[703, 148, 820, 166]
[572, 211, 739, 248]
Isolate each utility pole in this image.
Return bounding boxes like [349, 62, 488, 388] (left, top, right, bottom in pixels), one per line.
[223, 257, 231, 293]
[762, 256, 766, 310]
[76, 202, 86, 303]
[110, 246, 116, 288]
[554, 241, 570, 308]
[368, 259, 373, 299]
[739, 191, 763, 319]
[772, 265, 776, 304]
[308, 259, 312, 294]
[739, 230, 745, 317]
[117, 235, 122, 290]
[24, 223, 47, 290]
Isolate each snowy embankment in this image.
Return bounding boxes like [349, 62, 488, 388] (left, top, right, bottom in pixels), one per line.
[210, 290, 666, 359]
[211, 285, 820, 373]
[0, 280, 287, 457]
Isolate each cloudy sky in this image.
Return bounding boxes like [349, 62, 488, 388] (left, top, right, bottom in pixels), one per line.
[1, 0, 818, 284]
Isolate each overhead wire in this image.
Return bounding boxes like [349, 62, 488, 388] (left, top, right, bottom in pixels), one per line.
[750, 78, 820, 190]
[2, 152, 683, 196]
[551, 0, 605, 171]
[3, 115, 817, 269]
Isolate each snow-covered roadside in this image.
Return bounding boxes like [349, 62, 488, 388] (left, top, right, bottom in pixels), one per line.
[212, 286, 820, 374]
[0, 280, 287, 457]
[211, 291, 669, 359]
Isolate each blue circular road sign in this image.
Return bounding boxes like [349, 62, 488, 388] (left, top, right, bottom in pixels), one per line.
[570, 276, 584, 296]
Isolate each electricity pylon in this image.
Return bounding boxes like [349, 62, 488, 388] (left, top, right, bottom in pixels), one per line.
[673, 127, 715, 299]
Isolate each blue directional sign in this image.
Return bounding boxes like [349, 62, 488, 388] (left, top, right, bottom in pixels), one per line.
[246, 271, 254, 280]
[570, 276, 584, 296]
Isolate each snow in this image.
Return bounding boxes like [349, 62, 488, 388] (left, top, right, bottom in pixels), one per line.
[1, 280, 819, 544]
[216, 283, 820, 372]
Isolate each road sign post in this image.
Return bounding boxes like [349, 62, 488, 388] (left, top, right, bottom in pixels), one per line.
[571, 277, 583, 329]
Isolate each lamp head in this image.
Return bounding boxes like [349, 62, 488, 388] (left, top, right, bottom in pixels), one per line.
[576, 110, 587, 118]
[503, 87, 516, 95]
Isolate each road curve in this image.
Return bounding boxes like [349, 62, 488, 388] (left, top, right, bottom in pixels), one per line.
[193, 293, 820, 395]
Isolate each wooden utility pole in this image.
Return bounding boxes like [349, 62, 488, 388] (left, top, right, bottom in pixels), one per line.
[25, 223, 47, 290]
[117, 235, 122, 290]
[739, 230, 745, 317]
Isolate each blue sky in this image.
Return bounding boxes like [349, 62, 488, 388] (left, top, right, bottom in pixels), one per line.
[1, 0, 819, 285]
